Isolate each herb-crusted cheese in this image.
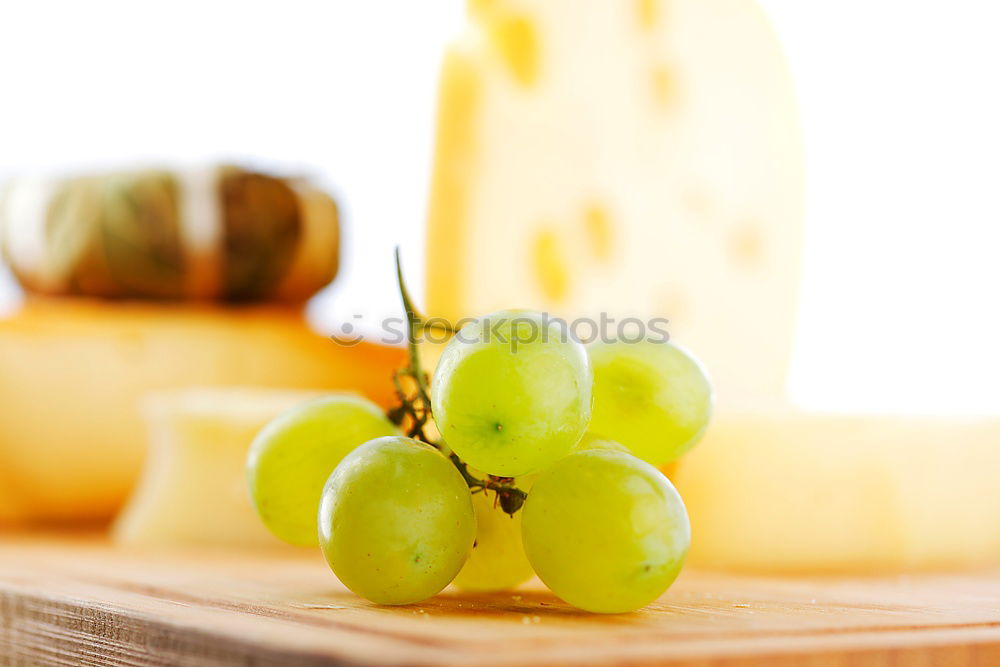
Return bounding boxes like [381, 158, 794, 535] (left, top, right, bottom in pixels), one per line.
[0, 166, 340, 303]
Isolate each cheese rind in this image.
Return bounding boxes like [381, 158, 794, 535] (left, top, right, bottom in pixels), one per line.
[427, 0, 804, 412]
[0, 298, 403, 522]
[674, 416, 1000, 571]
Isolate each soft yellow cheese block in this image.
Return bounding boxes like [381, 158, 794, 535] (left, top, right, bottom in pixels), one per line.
[425, 0, 1000, 574]
[112, 388, 320, 548]
[427, 0, 804, 412]
[0, 298, 404, 523]
[674, 416, 1000, 572]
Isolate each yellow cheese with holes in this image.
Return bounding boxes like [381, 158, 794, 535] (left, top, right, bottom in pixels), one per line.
[113, 388, 321, 548]
[427, 0, 804, 412]
[0, 298, 403, 523]
[425, 1, 1000, 573]
[674, 416, 1000, 571]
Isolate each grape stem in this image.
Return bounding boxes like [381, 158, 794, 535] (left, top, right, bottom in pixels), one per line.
[392, 248, 528, 515]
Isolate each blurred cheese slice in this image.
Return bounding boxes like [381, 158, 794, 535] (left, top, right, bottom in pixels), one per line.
[426, 0, 803, 412]
[0, 298, 404, 523]
[674, 416, 1000, 571]
[113, 388, 320, 548]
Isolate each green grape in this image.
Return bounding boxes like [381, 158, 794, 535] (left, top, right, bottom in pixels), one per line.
[432, 310, 592, 476]
[588, 340, 712, 466]
[318, 436, 476, 605]
[246, 394, 398, 546]
[452, 490, 535, 593]
[521, 449, 689, 613]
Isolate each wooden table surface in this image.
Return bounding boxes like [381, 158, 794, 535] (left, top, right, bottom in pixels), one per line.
[1, 533, 999, 666]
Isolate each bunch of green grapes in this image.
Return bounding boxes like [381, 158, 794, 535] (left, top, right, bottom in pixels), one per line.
[246, 296, 710, 613]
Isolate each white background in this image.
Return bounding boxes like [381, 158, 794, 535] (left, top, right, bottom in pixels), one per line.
[0, 1, 997, 415]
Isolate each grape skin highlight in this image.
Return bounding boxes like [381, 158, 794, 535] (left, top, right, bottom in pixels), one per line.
[246, 394, 399, 546]
[521, 449, 690, 613]
[588, 340, 712, 466]
[432, 310, 592, 476]
[318, 436, 476, 605]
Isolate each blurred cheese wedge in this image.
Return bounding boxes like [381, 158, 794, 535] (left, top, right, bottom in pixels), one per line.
[113, 388, 320, 548]
[0, 298, 403, 523]
[674, 416, 1000, 571]
[426, 0, 803, 412]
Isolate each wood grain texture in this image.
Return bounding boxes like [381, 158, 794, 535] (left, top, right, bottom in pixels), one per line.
[1, 534, 999, 666]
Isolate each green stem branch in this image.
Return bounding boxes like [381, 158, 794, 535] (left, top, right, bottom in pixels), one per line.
[392, 247, 527, 515]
